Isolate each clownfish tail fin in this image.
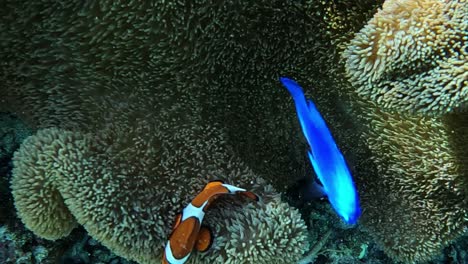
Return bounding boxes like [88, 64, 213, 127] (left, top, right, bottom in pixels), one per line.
[240, 191, 260, 202]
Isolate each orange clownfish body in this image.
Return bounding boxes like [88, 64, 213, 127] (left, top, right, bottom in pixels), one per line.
[162, 180, 259, 264]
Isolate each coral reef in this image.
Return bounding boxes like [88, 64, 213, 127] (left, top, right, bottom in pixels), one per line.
[317, 0, 468, 262]
[272, 0, 468, 262]
[2, 1, 315, 262]
[0, 113, 32, 226]
[2, 0, 468, 263]
[297, 201, 394, 264]
[11, 121, 308, 263]
[312, 65, 468, 262]
[0, 0, 327, 191]
[11, 128, 79, 240]
[344, 0, 468, 114]
[437, 234, 468, 264]
[58, 232, 136, 264]
[196, 195, 308, 263]
[0, 113, 32, 160]
[354, 100, 468, 263]
[0, 225, 49, 264]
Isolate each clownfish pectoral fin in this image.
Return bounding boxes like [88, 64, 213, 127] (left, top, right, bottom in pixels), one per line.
[195, 226, 213, 252]
[171, 213, 183, 232]
[240, 191, 260, 202]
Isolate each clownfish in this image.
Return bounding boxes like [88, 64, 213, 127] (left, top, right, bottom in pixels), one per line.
[162, 180, 259, 264]
[279, 77, 361, 225]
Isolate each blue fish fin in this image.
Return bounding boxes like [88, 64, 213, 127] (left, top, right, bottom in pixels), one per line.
[307, 99, 315, 110]
[307, 150, 327, 198]
[307, 150, 319, 176]
[307, 180, 327, 199]
[306, 99, 327, 129]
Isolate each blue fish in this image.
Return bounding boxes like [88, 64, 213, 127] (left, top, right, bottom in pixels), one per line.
[280, 77, 361, 224]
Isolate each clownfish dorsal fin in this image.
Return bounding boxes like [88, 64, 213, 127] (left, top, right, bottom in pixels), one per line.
[195, 225, 213, 252]
[208, 179, 225, 184]
[204, 180, 224, 190]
